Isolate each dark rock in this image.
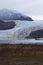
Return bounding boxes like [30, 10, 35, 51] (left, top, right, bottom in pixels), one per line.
[0, 9, 33, 21]
[13, 15, 33, 21]
[0, 20, 16, 30]
[25, 29, 43, 39]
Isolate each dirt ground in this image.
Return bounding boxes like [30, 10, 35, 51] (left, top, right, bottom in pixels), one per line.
[0, 44, 43, 65]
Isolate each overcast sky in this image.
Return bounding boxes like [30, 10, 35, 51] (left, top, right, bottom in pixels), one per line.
[0, 0, 43, 20]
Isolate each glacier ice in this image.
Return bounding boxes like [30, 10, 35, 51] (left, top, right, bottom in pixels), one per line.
[0, 20, 43, 43]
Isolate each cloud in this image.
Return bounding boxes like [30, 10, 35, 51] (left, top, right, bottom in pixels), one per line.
[0, 0, 43, 16]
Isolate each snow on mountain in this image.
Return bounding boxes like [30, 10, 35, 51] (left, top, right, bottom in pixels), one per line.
[0, 9, 33, 21]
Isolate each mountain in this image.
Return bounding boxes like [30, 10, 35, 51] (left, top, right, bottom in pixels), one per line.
[28, 29, 43, 39]
[0, 9, 33, 21]
[0, 20, 16, 30]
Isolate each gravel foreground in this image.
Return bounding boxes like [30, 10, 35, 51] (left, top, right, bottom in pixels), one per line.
[0, 44, 43, 65]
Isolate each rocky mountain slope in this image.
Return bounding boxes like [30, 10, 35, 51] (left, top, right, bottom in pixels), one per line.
[0, 9, 33, 21]
[0, 20, 16, 30]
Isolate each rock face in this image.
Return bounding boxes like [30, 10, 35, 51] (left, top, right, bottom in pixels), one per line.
[25, 29, 43, 39]
[0, 20, 16, 30]
[0, 9, 33, 21]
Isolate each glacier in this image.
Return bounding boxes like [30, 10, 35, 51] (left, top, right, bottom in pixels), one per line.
[0, 20, 43, 44]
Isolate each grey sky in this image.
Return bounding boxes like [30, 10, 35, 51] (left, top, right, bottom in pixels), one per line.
[0, 0, 43, 19]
